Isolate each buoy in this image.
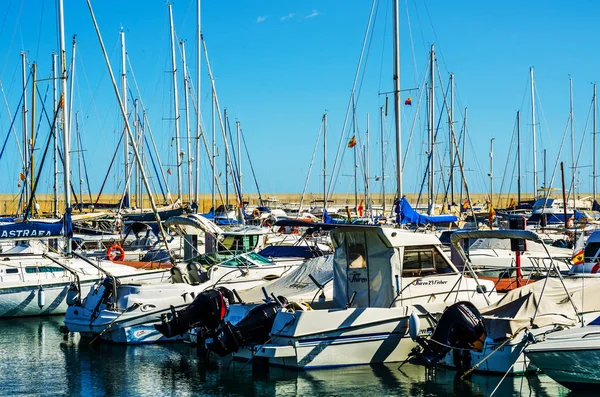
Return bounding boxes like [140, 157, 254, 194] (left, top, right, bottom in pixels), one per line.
[38, 287, 45, 309]
[107, 244, 126, 261]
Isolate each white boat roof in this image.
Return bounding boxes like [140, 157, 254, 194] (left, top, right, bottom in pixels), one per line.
[332, 226, 441, 248]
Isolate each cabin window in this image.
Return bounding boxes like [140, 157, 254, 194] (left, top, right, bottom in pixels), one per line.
[403, 247, 449, 276]
[220, 235, 259, 252]
[585, 242, 600, 260]
[25, 266, 63, 274]
[5, 268, 18, 274]
[347, 242, 367, 269]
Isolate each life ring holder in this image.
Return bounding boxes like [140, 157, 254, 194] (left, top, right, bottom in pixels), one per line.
[253, 208, 260, 219]
[107, 244, 126, 261]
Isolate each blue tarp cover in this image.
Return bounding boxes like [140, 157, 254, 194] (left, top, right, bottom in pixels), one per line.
[395, 197, 458, 225]
[259, 245, 323, 259]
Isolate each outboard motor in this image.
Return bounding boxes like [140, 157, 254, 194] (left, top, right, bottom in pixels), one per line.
[154, 287, 234, 338]
[411, 301, 486, 366]
[207, 298, 285, 357]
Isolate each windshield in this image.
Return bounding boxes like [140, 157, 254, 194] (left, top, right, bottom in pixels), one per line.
[246, 252, 272, 265]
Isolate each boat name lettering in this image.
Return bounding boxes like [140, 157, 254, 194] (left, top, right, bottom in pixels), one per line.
[0, 229, 52, 239]
[414, 279, 448, 286]
[289, 282, 310, 289]
[350, 272, 368, 283]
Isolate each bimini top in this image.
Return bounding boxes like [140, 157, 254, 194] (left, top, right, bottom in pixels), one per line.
[449, 229, 542, 248]
[331, 225, 442, 249]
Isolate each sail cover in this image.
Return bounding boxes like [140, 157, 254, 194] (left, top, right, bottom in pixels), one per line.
[395, 197, 458, 225]
[0, 220, 66, 240]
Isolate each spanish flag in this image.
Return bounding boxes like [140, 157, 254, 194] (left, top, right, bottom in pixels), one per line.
[404, 96, 412, 106]
[572, 249, 584, 265]
[348, 135, 357, 148]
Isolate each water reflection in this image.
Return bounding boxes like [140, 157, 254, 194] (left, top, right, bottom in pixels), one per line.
[0, 317, 573, 396]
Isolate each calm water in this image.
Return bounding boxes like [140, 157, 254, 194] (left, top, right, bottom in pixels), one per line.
[0, 317, 581, 396]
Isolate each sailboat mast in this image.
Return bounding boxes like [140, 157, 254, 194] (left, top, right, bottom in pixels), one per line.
[181, 40, 194, 201]
[52, 53, 59, 216]
[489, 138, 494, 205]
[459, 107, 467, 205]
[392, 0, 402, 201]
[517, 110, 521, 203]
[30, 62, 36, 212]
[21, 52, 29, 210]
[428, 45, 435, 216]
[195, 0, 201, 205]
[237, 121, 242, 208]
[323, 112, 327, 221]
[58, 0, 72, 254]
[380, 106, 386, 214]
[120, 29, 130, 208]
[168, 3, 182, 199]
[76, 112, 83, 209]
[224, 108, 229, 208]
[366, 112, 370, 218]
[570, 76, 575, 210]
[594, 84, 597, 202]
[530, 67, 537, 200]
[211, 90, 215, 212]
[449, 73, 454, 205]
[134, 99, 140, 207]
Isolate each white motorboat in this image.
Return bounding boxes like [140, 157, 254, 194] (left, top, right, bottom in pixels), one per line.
[0, 250, 170, 317]
[525, 317, 600, 390]
[63, 252, 303, 343]
[185, 224, 497, 369]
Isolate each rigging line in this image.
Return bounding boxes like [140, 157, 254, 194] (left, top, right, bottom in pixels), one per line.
[410, 0, 428, 60]
[404, 0, 420, 86]
[127, 56, 172, 202]
[225, 116, 243, 205]
[421, 0, 449, 74]
[144, 135, 166, 201]
[240, 127, 263, 204]
[539, 117, 572, 214]
[496, 116, 519, 204]
[33, 0, 45, 61]
[77, 46, 111, 160]
[0, 85, 25, 163]
[0, 80, 25, 164]
[377, 0, 389, 93]
[326, 0, 377, 198]
[402, 64, 429, 172]
[330, 1, 382, 196]
[93, 109, 132, 207]
[94, 130, 123, 208]
[34, 86, 80, 205]
[23, 98, 62, 221]
[0, 0, 23, 79]
[567, 95, 593, 202]
[415, 78, 449, 209]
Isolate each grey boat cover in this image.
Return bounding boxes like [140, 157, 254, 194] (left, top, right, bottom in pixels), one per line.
[480, 277, 600, 340]
[238, 255, 334, 303]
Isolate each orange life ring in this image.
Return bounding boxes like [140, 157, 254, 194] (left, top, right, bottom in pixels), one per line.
[592, 262, 600, 274]
[107, 244, 125, 261]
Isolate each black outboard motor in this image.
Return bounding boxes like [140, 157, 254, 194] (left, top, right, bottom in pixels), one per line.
[411, 301, 486, 366]
[154, 287, 234, 338]
[207, 298, 285, 357]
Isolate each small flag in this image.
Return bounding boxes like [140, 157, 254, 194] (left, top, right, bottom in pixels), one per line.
[348, 135, 357, 148]
[58, 93, 64, 109]
[462, 200, 469, 212]
[572, 249, 584, 265]
[357, 199, 364, 217]
[167, 168, 172, 175]
[404, 96, 412, 106]
[19, 173, 26, 181]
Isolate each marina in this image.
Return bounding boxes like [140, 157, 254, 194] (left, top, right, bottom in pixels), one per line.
[1, 0, 600, 396]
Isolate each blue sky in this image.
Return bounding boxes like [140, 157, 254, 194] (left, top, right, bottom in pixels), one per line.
[0, 0, 599, 204]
